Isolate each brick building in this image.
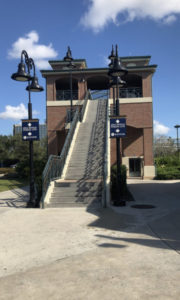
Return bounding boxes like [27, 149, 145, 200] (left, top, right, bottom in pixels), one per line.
[41, 54, 157, 178]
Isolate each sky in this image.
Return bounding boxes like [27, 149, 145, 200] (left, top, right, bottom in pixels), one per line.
[0, 0, 180, 137]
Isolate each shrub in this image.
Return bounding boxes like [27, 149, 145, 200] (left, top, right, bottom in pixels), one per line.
[0, 168, 12, 174]
[155, 154, 180, 180]
[155, 166, 180, 180]
[111, 164, 127, 201]
[155, 155, 180, 167]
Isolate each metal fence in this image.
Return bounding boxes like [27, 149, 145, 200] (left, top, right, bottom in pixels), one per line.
[119, 87, 142, 98]
[56, 90, 78, 100]
[90, 90, 108, 100]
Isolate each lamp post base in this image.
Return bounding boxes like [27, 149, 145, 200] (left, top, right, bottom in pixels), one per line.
[27, 200, 36, 208]
[27, 194, 36, 208]
[113, 199, 126, 206]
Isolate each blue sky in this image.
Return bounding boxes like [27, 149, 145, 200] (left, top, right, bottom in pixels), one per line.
[0, 0, 180, 137]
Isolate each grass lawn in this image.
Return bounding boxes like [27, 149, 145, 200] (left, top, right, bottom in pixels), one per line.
[0, 178, 28, 192]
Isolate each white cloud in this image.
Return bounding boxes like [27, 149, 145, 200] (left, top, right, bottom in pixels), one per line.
[81, 0, 180, 32]
[103, 55, 110, 66]
[153, 120, 170, 136]
[163, 15, 177, 24]
[0, 103, 38, 121]
[8, 31, 58, 69]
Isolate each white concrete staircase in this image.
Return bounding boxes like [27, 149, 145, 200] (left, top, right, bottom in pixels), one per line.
[45, 99, 107, 208]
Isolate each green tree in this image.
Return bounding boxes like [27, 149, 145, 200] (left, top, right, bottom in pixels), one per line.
[154, 136, 176, 157]
[0, 135, 18, 166]
[14, 135, 47, 179]
[0, 134, 47, 179]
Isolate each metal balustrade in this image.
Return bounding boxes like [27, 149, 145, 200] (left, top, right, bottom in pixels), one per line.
[41, 108, 79, 207]
[56, 90, 78, 100]
[102, 98, 109, 207]
[79, 90, 90, 121]
[41, 91, 90, 208]
[90, 89, 109, 100]
[119, 87, 142, 98]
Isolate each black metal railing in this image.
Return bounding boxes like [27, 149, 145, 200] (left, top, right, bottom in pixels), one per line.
[65, 90, 90, 123]
[41, 90, 91, 207]
[41, 109, 79, 208]
[102, 98, 109, 208]
[119, 87, 142, 98]
[56, 90, 78, 100]
[66, 108, 77, 124]
[90, 89, 109, 100]
[79, 90, 90, 122]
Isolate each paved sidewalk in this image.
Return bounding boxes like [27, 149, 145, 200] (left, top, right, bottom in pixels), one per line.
[0, 180, 180, 299]
[0, 186, 29, 208]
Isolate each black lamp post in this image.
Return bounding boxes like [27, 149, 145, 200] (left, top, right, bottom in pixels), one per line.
[108, 45, 127, 206]
[174, 124, 180, 158]
[11, 50, 43, 207]
[108, 46, 116, 113]
[64, 46, 76, 122]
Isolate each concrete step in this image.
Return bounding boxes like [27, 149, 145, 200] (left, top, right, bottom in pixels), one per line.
[46, 203, 87, 207]
[45, 99, 107, 208]
[53, 184, 102, 191]
[54, 181, 102, 187]
[64, 176, 103, 180]
[65, 168, 103, 174]
[46, 201, 101, 208]
[50, 196, 101, 203]
[51, 191, 102, 197]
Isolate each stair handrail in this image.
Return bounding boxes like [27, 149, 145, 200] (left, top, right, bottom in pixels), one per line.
[102, 97, 109, 208]
[41, 108, 79, 207]
[41, 90, 90, 208]
[79, 90, 90, 122]
[90, 89, 108, 100]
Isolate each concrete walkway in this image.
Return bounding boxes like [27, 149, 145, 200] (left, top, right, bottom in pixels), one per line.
[0, 186, 29, 208]
[0, 180, 180, 299]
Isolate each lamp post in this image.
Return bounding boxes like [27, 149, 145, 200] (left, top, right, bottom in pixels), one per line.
[174, 124, 180, 158]
[108, 45, 116, 114]
[64, 46, 76, 122]
[108, 45, 127, 206]
[11, 50, 43, 207]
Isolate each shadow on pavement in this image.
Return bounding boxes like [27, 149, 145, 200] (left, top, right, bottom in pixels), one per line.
[0, 186, 29, 208]
[96, 233, 180, 251]
[87, 181, 180, 253]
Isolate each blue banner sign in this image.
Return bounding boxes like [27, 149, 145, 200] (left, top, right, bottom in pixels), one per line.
[110, 117, 126, 138]
[22, 119, 39, 141]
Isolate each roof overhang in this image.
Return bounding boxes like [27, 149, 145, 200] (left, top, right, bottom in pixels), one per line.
[41, 65, 157, 78]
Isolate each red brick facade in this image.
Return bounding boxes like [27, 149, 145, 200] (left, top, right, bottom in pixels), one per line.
[41, 55, 157, 178]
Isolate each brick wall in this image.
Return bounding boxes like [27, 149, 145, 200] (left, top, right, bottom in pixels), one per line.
[110, 102, 153, 166]
[143, 127, 154, 165]
[110, 127, 143, 166]
[47, 106, 67, 155]
[47, 77, 56, 100]
[142, 73, 152, 97]
[120, 102, 152, 128]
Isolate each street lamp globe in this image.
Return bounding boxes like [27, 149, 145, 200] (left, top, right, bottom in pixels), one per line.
[26, 76, 44, 92]
[11, 62, 32, 82]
